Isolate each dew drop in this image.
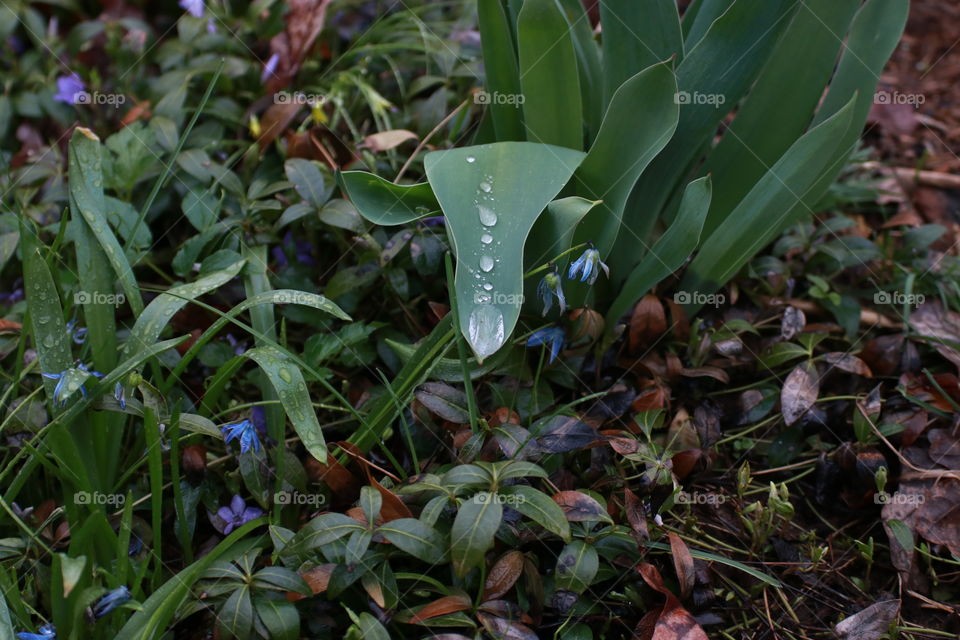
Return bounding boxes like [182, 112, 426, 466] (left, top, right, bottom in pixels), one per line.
[480, 233, 493, 245]
[479, 256, 494, 272]
[479, 181, 492, 193]
[466, 156, 476, 163]
[467, 305, 506, 362]
[478, 206, 498, 226]
[278, 368, 293, 383]
[483, 283, 493, 291]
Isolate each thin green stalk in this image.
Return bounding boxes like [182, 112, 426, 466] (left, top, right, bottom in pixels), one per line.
[444, 253, 479, 435]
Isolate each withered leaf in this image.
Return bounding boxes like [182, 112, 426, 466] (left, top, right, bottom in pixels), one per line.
[536, 415, 600, 453]
[477, 613, 538, 640]
[362, 129, 417, 152]
[409, 594, 472, 623]
[552, 491, 610, 523]
[266, 0, 334, 93]
[289, 563, 335, 601]
[781, 362, 819, 426]
[824, 352, 873, 377]
[781, 305, 806, 340]
[415, 382, 470, 423]
[910, 300, 960, 370]
[483, 550, 525, 601]
[834, 599, 900, 640]
[667, 533, 694, 600]
[629, 295, 667, 352]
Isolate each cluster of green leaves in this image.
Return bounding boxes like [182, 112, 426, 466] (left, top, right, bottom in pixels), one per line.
[343, 0, 908, 362]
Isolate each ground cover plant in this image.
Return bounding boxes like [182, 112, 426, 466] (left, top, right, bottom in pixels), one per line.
[0, 0, 958, 638]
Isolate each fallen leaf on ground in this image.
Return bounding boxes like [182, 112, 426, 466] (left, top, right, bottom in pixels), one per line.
[362, 129, 418, 151]
[781, 363, 819, 425]
[834, 598, 900, 640]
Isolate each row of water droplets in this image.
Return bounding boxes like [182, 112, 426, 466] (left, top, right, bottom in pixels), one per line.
[465, 155, 506, 359]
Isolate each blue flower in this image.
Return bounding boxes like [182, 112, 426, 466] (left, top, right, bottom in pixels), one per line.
[221, 418, 261, 454]
[16, 623, 55, 640]
[42, 363, 103, 407]
[567, 247, 609, 285]
[206, 18, 216, 34]
[216, 495, 264, 534]
[65, 320, 87, 344]
[526, 326, 565, 363]
[92, 586, 131, 618]
[537, 269, 566, 316]
[261, 53, 280, 83]
[113, 382, 126, 410]
[179, 0, 205, 18]
[53, 74, 85, 105]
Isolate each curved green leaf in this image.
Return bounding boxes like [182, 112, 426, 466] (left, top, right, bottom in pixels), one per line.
[244, 346, 328, 463]
[339, 171, 438, 225]
[554, 541, 598, 593]
[499, 485, 570, 541]
[424, 142, 585, 361]
[600, 0, 683, 101]
[605, 176, 711, 333]
[478, 0, 524, 141]
[122, 258, 246, 359]
[378, 518, 448, 563]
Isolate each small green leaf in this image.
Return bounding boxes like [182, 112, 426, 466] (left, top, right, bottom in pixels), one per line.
[499, 485, 570, 541]
[451, 493, 503, 577]
[285, 158, 330, 207]
[254, 597, 300, 640]
[218, 586, 253, 640]
[378, 518, 448, 563]
[339, 171, 438, 225]
[555, 541, 598, 594]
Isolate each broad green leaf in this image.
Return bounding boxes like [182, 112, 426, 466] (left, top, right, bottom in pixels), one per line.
[496, 461, 548, 482]
[682, 98, 856, 298]
[378, 518, 448, 563]
[600, 0, 683, 101]
[123, 257, 246, 358]
[451, 492, 503, 576]
[0, 588, 14, 640]
[424, 142, 584, 361]
[285, 158, 330, 207]
[244, 346, 328, 463]
[605, 176, 711, 333]
[339, 171, 438, 225]
[352, 612, 390, 640]
[252, 567, 311, 595]
[572, 61, 679, 258]
[477, 0, 524, 141]
[499, 485, 570, 541]
[554, 541, 598, 593]
[702, 0, 860, 234]
[682, 0, 735, 50]
[218, 586, 253, 640]
[517, 0, 582, 149]
[283, 513, 364, 558]
[360, 486, 382, 525]
[254, 598, 300, 640]
[68, 127, 144, 314]
[443, 464, 491, 487]
[613, 0, 791, 271]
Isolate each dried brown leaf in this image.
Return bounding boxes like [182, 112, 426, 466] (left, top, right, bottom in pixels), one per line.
[781, 363, 819, 426]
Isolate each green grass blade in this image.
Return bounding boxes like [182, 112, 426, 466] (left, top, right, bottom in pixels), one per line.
[477, 0, 525, 141]
[605, 175, 712, 335]
[517, 0, 582, 149]
[555, 0, 604, 139]
[68, 127, 144, 314]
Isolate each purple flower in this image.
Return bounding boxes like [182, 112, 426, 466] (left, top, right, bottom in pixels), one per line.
[225, 333, 248, 356]
[419, 216, 446, 227]
[272, 232, 316, 268]
[179, 0, 205, 18]
[53, 74, 85, 105]
[526, 326, 565, 363]
[42, 363, 104, 407]
[261, 53, 280, 84]
[221, 418, 261, 454]
[206, 18, 216, 34]
[216, 495, 264, 534]
[92, 586, 131, 618]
